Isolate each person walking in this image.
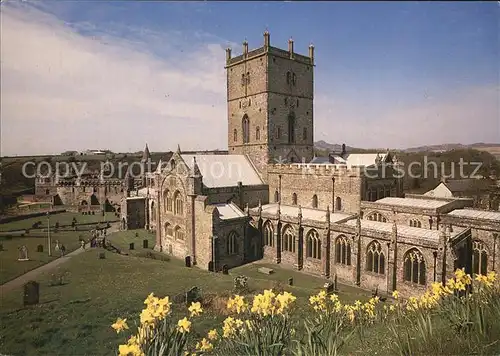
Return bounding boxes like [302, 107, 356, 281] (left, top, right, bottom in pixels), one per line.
[60, 244, 66, 257]
[80, 239, 85, 250]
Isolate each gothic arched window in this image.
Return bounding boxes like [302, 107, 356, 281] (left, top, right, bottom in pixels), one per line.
[227, 231, 238, 255]
[306, 229, 321, 259]
[242, 115, 250, 144]
[256, 126, 260, 141]
[335, 235, 351, 265]
[281, 225, 295, 253]
[303, 127, 307, 141]
[292, 193, 297, 205]
[286, 71, 291, 84]
[233, 129, 237, 142]
[335, 197, 342, 211]
[173, 191, 183, 215]
[174, 225, 184, 240]
[312, 194, 318, 208]
[263, 221, 274, 247]
[366, 240, 385, 275]
[274, 190, 279, 203]
[403, 248, 426, 285]
[473, 240, 488, 275]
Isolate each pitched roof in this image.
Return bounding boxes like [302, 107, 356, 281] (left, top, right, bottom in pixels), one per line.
[375, 197, 451, 209]
[141, 144, 151, 162]
[252, 203, 353, 223]
[444, 179, 488, 193]
[447, 209, 500, 222]
[310, 153, 389, 167]
[180, 154, 263, 188]
[214, 202, 246, 220]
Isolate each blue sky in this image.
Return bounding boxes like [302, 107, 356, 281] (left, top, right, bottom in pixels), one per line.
[1, 1, 498, 155]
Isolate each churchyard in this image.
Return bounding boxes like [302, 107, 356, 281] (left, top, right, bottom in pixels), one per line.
[0, 219, 499, 355]
[0, 228, 369, 356]
[0, 212, 119, 284]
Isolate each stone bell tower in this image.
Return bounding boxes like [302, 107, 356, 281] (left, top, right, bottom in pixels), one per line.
[225, 32, 315, 175]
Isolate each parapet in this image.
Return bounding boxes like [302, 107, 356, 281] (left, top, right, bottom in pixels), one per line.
[225, 32, 314, 67]
[267, 163, 364, 177]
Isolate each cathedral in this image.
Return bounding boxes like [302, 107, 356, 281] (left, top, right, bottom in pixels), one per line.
[121, 32, 499, 297]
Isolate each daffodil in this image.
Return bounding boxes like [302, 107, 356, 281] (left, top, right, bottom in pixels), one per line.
[392, 290, 399, 299]
[177, 317, 191, 333]
[208, 329, 218, 340]
[111, 318, 129, 333]
[188, 302, 203, 317]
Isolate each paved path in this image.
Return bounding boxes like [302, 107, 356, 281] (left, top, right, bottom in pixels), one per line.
[0, 223, 121, 294]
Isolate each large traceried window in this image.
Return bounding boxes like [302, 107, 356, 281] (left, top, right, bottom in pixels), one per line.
[227, 231, 238, 255]
[403, 248, 426, 285]
[306, 229, 321, 260]
[366, 240, 385, 275]
[281, 225, 295, 253]
[163, 190, 173, 213]
[242, 115, 250, 144]
[263, 221, 274, 247]
[473, 240, 488, 275]
[173, 191, 183, 215]
[335, 235, 351, 266]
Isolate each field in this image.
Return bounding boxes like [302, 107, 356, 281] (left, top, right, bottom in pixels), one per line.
[0, 241, 372, 356]
[0, 212, 119, 284]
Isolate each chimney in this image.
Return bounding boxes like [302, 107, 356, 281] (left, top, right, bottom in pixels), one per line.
[288, 38, 294, 58]
[309, 43, 315, 64]
[225, 47, 232, 62]
[263, 31, 270, 48]
[243, 40, 248, 56]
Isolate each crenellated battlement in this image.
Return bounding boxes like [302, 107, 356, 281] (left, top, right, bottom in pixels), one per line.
[267, 163, 364, 177]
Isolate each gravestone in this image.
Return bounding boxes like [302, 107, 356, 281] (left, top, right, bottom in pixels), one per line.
[185, 286, 202, 306]
[288, 277, 293, 286]
[143, 239, 148, 249]
[129, 243, 135, 250]
[222, 264, 229, 275]
[208, 261, 214, 272]
[23, 281, 39, 306]
[18, 246, 29, 261]
[54, 240, 61, 252]
[324, 281, 334, 294]
[334, 273, 339, 292]
[185, 256, 192, 268]
[258, 267, 274, 275]
[37, 245, 43, 253]
[99, 252, 106, 259]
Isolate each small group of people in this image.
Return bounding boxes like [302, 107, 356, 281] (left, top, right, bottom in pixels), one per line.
[89, 237, 106, 248]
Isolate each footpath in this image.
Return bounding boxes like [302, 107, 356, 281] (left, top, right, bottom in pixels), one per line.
[0, 223, 120, 294]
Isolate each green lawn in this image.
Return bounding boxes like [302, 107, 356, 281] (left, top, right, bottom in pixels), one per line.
[106, 229, 157, 254]
[0, 230, 93, 284]
[0, 245, 372, 356]
[0, 212, 119, 232]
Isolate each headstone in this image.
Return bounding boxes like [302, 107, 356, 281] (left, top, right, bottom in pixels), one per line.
[233, 275, 248, 291]
[37, 245, 43, 253]
[185, 286, 202, 306]
[334, 273, 339, 292]
[99, 252, 106, 259]
[129, 243, 135, 250]
[208, 261, 214, 272]
[258, 267, 274, 275]
[185, 256, 192, 268]
[324, 281, 334, 294]
[222, 264, 229, 275]
[288, 277, 293, 286]
[54, 240, 61, 252]
[18, 246, 29, 261]
[143, 239, 148, 249]
[23, 281, 39, 306]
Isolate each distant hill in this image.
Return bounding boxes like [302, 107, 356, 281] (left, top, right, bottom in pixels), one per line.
[314, 141, 500, 159]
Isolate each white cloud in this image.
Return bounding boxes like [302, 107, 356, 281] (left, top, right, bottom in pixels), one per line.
[1, 3, 497, 156]
[1, 3, 228, 155]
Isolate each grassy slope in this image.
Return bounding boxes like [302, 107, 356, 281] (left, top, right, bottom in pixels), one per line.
[0, 244, 371, 356]
[0, 212, 118, 284]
